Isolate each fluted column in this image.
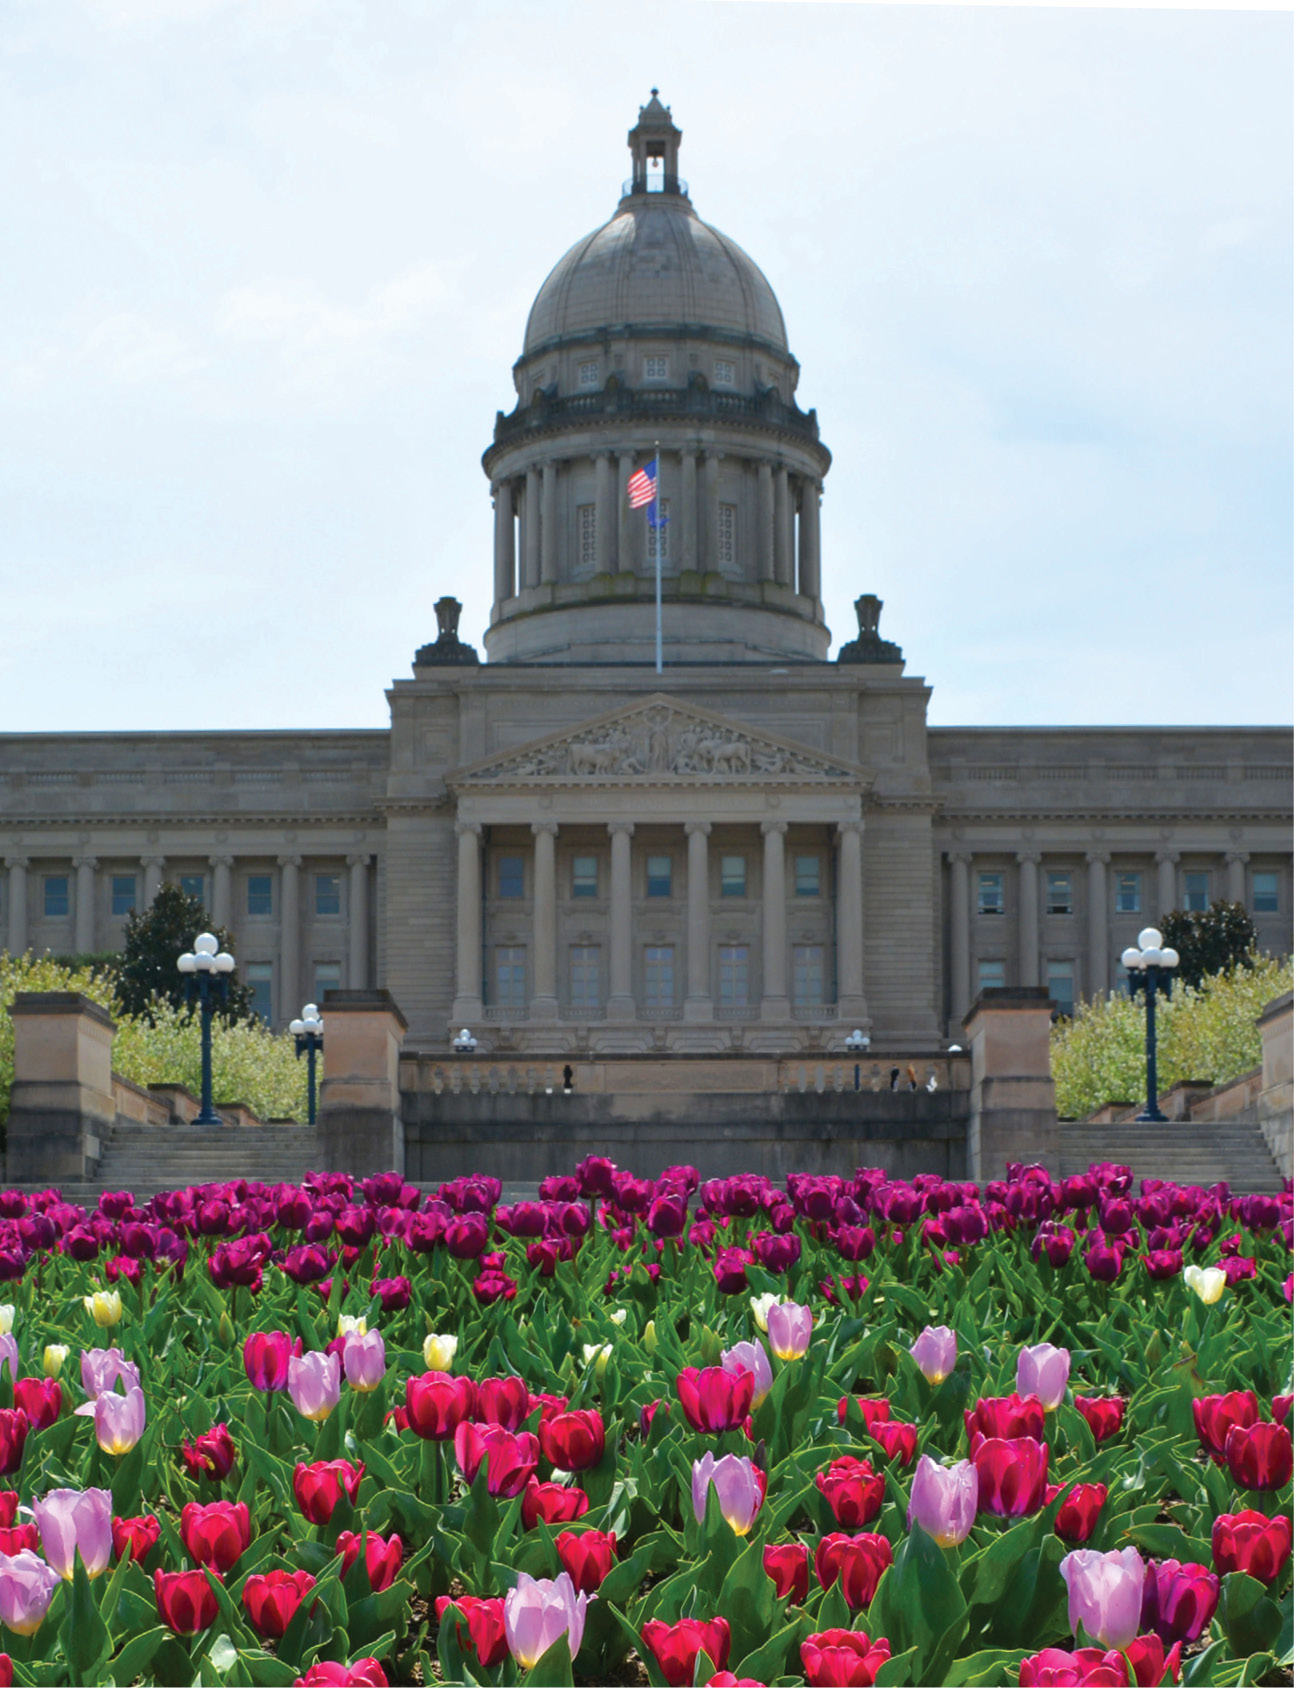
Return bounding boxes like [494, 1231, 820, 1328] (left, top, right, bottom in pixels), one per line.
[949, 852, 972, 1025]
[1086, 851, 1110, 998]
[522, 468, 541, 588]
[702, 452, 720, 572]
[757, 462, 775, 582]
[530, 821, 558, 1021]
[616, 452, 635, 572]
[492, 481, 515, 602]
[5, 859, 28, 956]
[142, 856, 165, 906]
[278, 855, 301, 1022]
[1156, 850, 1179, 919]
[540, 462, 558, 585]
[774, 466, 792, 586]
[1017, 851, 1040, 987]
[680, 448, 698, 574]
[595, 453, 615, 575]
[684, 821, 712, 1019]
[73, 858, 97, 953]
[798, 477, 821, 598]
[347, 855, 370, 988]
[607, 822, 635, 1022]
[760, 821, 789, 1019]
[836, 821, 866, 1017]
[1226, 850, 1249, 905]
[209, 855, 233, 928]
[452, 822, 483, 1023]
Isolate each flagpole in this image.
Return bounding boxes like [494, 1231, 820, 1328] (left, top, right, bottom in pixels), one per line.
[653, 438, 662, 676]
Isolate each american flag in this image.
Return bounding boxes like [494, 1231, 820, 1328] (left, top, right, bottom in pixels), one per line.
[627, 458, 658, 508]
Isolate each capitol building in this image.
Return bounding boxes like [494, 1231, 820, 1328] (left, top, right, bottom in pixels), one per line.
[3, 96, 1290, 1059]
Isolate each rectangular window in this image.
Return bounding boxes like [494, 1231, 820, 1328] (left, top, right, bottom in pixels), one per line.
[643, 355, 668, 381]
[569, 946, 600, 1012]
[717, 502, 736, 569]
[794, 855, 820, 897]
[1045, 872, 1073, 915]
[577, 360, 600, 388]
[498, 856, 525, 899]
[111, 875, 137, 917]
[977, 959, 1006, 992]
[792, 944, 825, 1006]
[977, 872, 1004, 916]
[713, 358, 735, 386]
[314, 874, 341, 917]
[577, 503, 597, 573]
[647, 498, 671, 565]
[720, 854, 746, 897]
[1253, 871, 1279, 913]
[43, 876, 69, 919]
[1047, 961, 1076, 1018]
[718, 944, 749, 1006]
[646, 855, 672, 897]
[246, 875, 273, 917]
[494, 947, 526, 1008]
[313, 961, 341, 1001]
[245, 962, 273, 1024]
[644, 945, 675, 1009]
[179, 874, 205, 905]
[1184, 871, 1210, 913]
[571, 856, 598, 898]
[1114, 872, 1141, 914]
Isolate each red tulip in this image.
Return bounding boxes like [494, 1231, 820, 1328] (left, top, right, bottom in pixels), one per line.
[180, 1501, 251, 1573]
[243, 1331, 300, 1392]
[475, 1376, 531, 1431]
[405, 1373, 475, 1440]
[1018, 1645, 1130, 1685]
[1224, 1421, 1293, 1491]
[815, 1456, 885, 1526]
[434, 1595, 508, 1669]
[12, 1381, 60, 1433]
[1049, 1482, 1108, 1543]
[965, 1393, 1045, 1443]
[539, 1408, 606, 1472]
[0, 1496, 17, 1529]
[1274, 1394, 1292, 1425]
[763, 1540, 809, 1603]
[155, 1567, 221, 1635]
[0, 1526, 38, 1557]
[335, 1530, 404, 1593]
[556, 1528, 617, 1593]
[641, 1616, 731, 1686]
[1123, 1635, 1183, 1688]
[1192, 1391, 1258, 1461]
[0, 1652, 10, 1687]
[800, 1629, 893, 1687]
[243, 1569, 317, 1640]
[1211, 1510, 1292, 1584]
[521, 1478, 589, 1530]
[180, 1422, 236, 1481]
[676, 1366, 753, 1433]
[1140, 1558, 1219, 1645]
[292, 1461, 364, 1525]
[453, 1422, 539, 1498]
[294, 1662, 389, 1687]
[836, 1396, 891, 1431]
[111, 1514, 160, 1565]
[869, 1420, 918, 1466]
[972, 1435, 1049, 1516]
[1074, 1396, 1126, 1443]
[0, 1413, 28, 1477]
[813, 1533, 894, 1609]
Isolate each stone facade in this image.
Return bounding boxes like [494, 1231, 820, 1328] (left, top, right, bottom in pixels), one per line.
[2, 96, 1290, 1060]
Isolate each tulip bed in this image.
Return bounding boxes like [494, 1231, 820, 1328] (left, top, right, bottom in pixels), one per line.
[0, 1162, 1284, 1688]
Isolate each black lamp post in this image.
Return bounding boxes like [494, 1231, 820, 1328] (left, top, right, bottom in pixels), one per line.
[1121, 926, 1181, 1123]
[177, 932, 236, 1126]
[290, 1003, 325, 1126]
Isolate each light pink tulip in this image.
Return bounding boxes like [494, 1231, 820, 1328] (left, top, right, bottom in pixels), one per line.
[33, 1486, 114, 1581]
[503, 1570, 592, 1669]
[721, 1340, 774, 1409]
[342, 1329, 387, 1394]
[80, 1348, 141, 1400]
[1060, 1547, 1145, 1649]
[910, 1325, 957, 1384]
[288, 1351, 341, 1422]
[0, 1335, 18, 1383]
[906, 1454, 977, 1547]
[691, 1451, 766, 1536]
[765, 1301, 813, 1361]
[73, 1384, 146, 1454]
[0, 1549, 61, 1634]
[1017, 1342, 1071, 1412]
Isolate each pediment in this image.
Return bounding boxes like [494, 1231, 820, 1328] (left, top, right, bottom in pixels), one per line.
[451, 696, 863, 788]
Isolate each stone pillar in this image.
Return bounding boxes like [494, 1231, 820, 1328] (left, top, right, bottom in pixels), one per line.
[7, 992, 115, 1182]
[963, 988, 1058, 1184]
[607, 822, 635, 1021]
[278, 855, 301, 1024]
[1016, 851, 1040, 987]
[492, 480, 515, 602]
[757, 462, 775, 582]
[1226, 850, 1249, 905]
[209, 855, 233, 928]
[797, 478, 821, 598]
[5, 858, 28, 956]
[760, 821, 789, 1019]
[530, 820, 558, 1021]
[595, 453, 615, 574]
[1156, 850, 1179, 919]
[317, 990, 407, 1177]
[774, 466, 792, 586]
[540, 462, 559, 585]
[617, 452, 635, 573]
[684, 821, 712, 1019]
[451, 822, 483, 1024]
[523, 468, 541, 588]
[1086, 851, 1110, 998]
[680, 448, 698, 574]
[73, 858, 97, 954]
[142, 856, 165, 906]
[702, 452, 720, 573]
[1257, 991, 1293, 1181]
[347, 855, 370, 988]
[836, 821, 866, 1018]
[948, 852, 972, 1028]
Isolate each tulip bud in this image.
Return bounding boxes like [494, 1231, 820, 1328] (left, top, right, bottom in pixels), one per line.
[1059, 1546, 1145, 1650]
[749, 1293, 780, 1333]
[83, 1291, 122, 1328]
[581, 1343, 611, 1377]
[907, 1455, 977, 1547]
[0, 1310, 14, 1337]
[643, 1320, 658, 1355]
[42, 1346, 68, 1379]
[910, 1324, 957, 1385]
[1016, 1342, 1070, 1412]
[217, 1312, 235, 1347]
[766, 1302, 813, 1362]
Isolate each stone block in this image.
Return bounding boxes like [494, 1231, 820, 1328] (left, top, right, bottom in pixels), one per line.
[318, 990, 407, 1177]
[7, 993, 116, 1182]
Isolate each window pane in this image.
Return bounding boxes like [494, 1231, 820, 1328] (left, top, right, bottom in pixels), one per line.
[713, 359, 734, 386]
[43, 876, 69, 918]
[245, 962, 273, 1023]
[1047, 963, 1075, 1018]
[977, 873, 1004, 915]
[313, 962, 341, 1001]
[179, 875, 205, 904]
[246, 875, 273, 917]
[577, 360, 599, 388]
[720, 855, 746, 897]
[1045, 872, 1073, 915]
[718, 944, 749, 1005]
[495, 947, 526, 1007]
[646, 855, 672, 897]
[644, 945, 675, 1008]
[977, 959, 1005, 991]
[1253, 871, 1279, 913]
[792, 944, 824, 1006]
[572, 856, 598, 898]
[569, 946, 600, 1010]
[111, 875, 137, 917]
[1114, 872, 1141, 914]
[794, 855, 820, 897]
[498, 857, 525, 899]
[1184, 872, 1209, 913]
[643, 355, 668, 380]
[315, 874, 341, 916]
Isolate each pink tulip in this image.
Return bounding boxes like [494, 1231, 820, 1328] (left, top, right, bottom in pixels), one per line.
[906, 1455, 977, 1547]
[288, 1352, 341, 1422]
[1017, 1343, 1071, 1411]
[692, 1453, 766, 1536]
[0, 1549, 61, 1634]
[73, 1384, 146, 1455]
[1060, 1547, 1145, 1649]
[766, 1302, 813, 1361]
[720, 1340, 773, 1409]
[503, 1571, 592, 1670]
[342, 1330, 386, 1394]
[33, 1487, 114, 1581]
[80, 1348, 140, 1400]
[910, 1325, 957, 1384]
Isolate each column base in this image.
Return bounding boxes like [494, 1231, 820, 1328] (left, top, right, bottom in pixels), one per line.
[760, 995, 791, 1022]
[683, 995, 714, 1023]
[605, 995, 636, 1023]
[528, 996, 559, 1023]
[836, 999, 869, 1027]
[449, 998, 484, 1029]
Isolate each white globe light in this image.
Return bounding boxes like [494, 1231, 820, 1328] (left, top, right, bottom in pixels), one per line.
[1140, 947, 1164, 968]
[214, 952, 235, 973]
[1161, 947, 1180, 969]
[177, 953, 197, 973]
[289, 1019, 304, 1035]
[1137, 928, 1162, 952]
[1121, 948, 1143, 970]
[193, 950, 214, 971]
[194, 933, 219, 956]
[302, 1004, 318, 1020]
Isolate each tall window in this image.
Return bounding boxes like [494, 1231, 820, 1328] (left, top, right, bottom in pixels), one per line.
[313, 961, 341, 1000]
[643, 355, 668, 381]
[495, 947, 526, 1007]
[646, 855, 672, 897]
[569, 946, 600, 1012]
[111, 875, 137, 917]
[1046, 961, 1076, 1018]
[315, 874, 341, 916]
[977, 873, 1004, 916]
[718, 945, 750, 1006]
[245, 962, 273, 1024]
[179, 874, 205, 905]
[977, 959, 1005, 991]
[577, 360, 599, 388]
[644, 946, 675, 1009]
[1184, 871, 1210, 913]
[498, 857, 525, 899]
[572, 856, 598, 898]
[717, 502, 736, 570]
[1045, 872, 1073, 915]
[792, 945, 824, 1006]
[794, 855, 820, 897]
[43, 876, 69, 918]
[713, 358, 735, 387]
[1253, 871, 1279, 913]
[577, 504, 597, 573]
[246, 875, 273, 917]
[647, 499, 670, 565]
[1114, 872, 1141, 914]
[720, 855, 746, 897]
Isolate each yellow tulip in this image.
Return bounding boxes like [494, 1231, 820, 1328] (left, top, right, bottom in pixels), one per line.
[337, 1314, 367, 1338]
[43, 1345, 68, 1378]
[423, 1332, 458, 1371]
[84, 1290, 122, 1328]
[749, 1292, 780, 1333]
[582, 1342, 612, 1377]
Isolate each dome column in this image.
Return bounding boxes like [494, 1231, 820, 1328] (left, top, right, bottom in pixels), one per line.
[798, 477, 821, 599]
[702, 451, 721, 573]
[540, 463, 559, 585]
[492, 480, 515, 602]
[757, 463, 775, 582]
[616, 451, 636, 572]
[684, 821, 712, 1020]
[595, 453, 615, 574]
[679, 448, 698, 573]
[774, 466, 793, 586]
[522, 468, 541, 589]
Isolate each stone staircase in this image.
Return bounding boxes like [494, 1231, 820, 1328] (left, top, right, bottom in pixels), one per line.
[1055, 1117, 1285, 1192]
[71, 1123, 323, 1201]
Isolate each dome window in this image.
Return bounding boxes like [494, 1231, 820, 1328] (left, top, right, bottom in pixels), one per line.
[643, 355, 669, 383]
[578, 360, 600, 388]
[713, 359, 735, 387]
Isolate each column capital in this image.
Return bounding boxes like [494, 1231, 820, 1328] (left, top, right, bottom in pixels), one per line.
[346, 853, 372, 868]
[1085, 850, 1111, 866]
[1155, 849, 1180, 865]
[209, 853, 235, 868]
[606, 821, 635, 839]
[455, 820, 482, 840]
[760, 819, 789, 837]
[4, 857, 29, 870]
[140, 854, 167, 869]
[1015, 850, 1041, 865]
[684, 821, 711, 838]
[1225, 849, 1250, 865]
[947, 850, 973, 866]
[703, 447, 724, 464]
[836, 819, 864, 839]
[530, 820, 559, 838]
[277, 854, 303, 870]
[73, 856, 98, 870]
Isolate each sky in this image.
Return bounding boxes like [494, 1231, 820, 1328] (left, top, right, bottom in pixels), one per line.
[0, 0, 1289, 733]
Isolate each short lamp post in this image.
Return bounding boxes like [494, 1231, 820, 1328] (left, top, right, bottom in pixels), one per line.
[289, 1004, 325, 1126]
[452, 1028, 478, 1053]
[843, 1027, 870, 1091]
[177, 932, 236, 1126]
[1121, 926, 1180, 1123]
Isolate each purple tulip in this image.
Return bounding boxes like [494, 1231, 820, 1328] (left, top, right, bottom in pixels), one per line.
[287, 1351, 341, 1423]
[80, 1347, 141, 1400]
[0, 1335, 18, 1383]
[1017, 1343, 1070, 1411]
[0, 1549, 61, 1634]
[33, 1486, 114, 1580]
[765, 1301, 813, 1361]
[342, 1330, 386, 1394]
[906, 1454, 977, 1547]
[691, 1452, 765, 1536]
[720, 1340, 773, 1409]
[73, 1384, 146, 1454]
[910, 1325, 957, 1384]
[503, 1570, 592, 1669]
[1060, 1547, 1145, 1649]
